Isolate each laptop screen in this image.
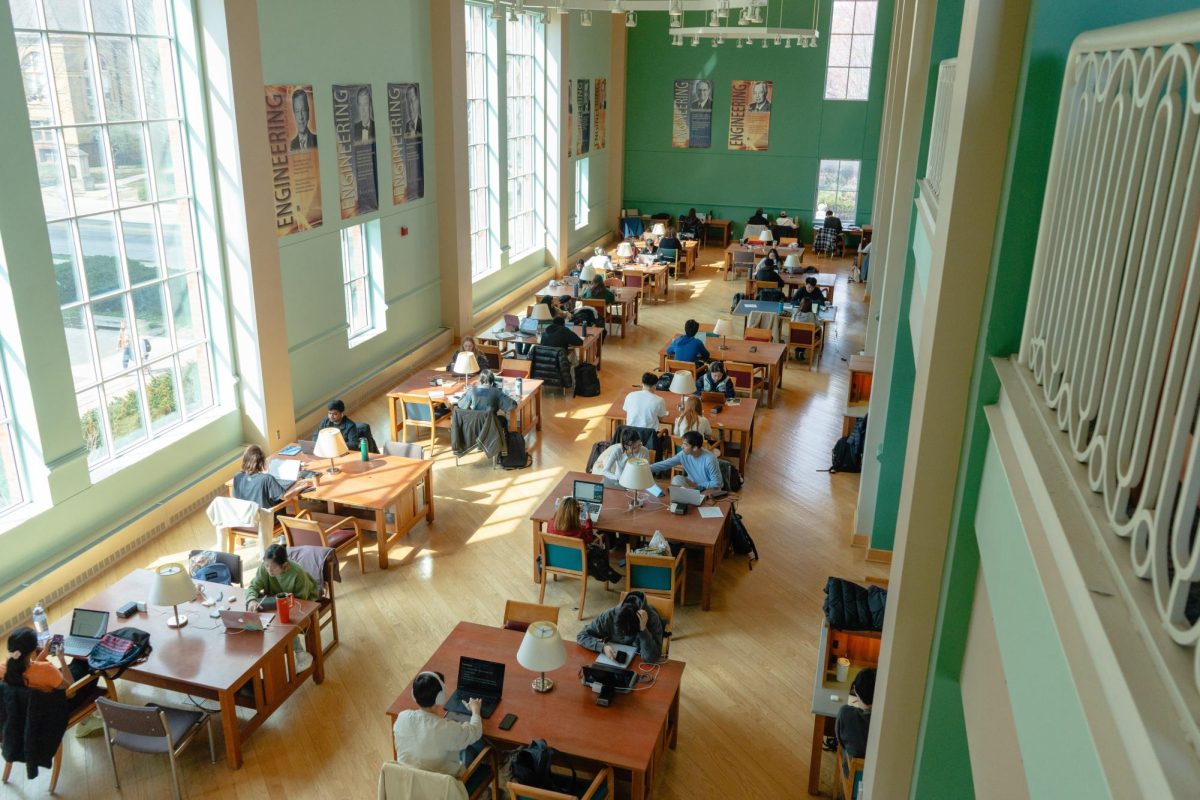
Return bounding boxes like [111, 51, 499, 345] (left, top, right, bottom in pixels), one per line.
[71, 608, 109, 638]
[572, 480, 604, 505]
[458, 657, 505, 696]
[504, 314, 519, 332]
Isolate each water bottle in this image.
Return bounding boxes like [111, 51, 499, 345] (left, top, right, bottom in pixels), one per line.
[516, 377, 524, 398]
[32, 600, 50, 645]
[360, 437, 369, 461]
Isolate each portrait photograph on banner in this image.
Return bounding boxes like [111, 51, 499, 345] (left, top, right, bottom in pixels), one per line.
[593, 78, 606, 151]
[672, 79, 713, 148]
[387, 82, 425, 204]
[728, 79, 772, 151]
[575, 78, 591, 156]
[332, 83, 379, 219]
[264, 84, 322, 236]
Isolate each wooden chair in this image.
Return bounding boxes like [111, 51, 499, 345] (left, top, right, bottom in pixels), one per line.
[579, 297, 609, 334]
[744, 326, 773, 342]
[837, 744, 865, 800]
[625, 545, 686, 607]
[227, 496, 295, 553]
[508, 766, 613, 800]
[396, 392, 452, 453]
[476, 342, 502, 370]
[537, 531, 605, 619]
[725, 360, 765, 401]
[287, 544, 340, 655]
[729, 249, 755, 279]
[657, 246, 680, 277]
[604, 274, 625, 288]
[622, 590, 675, 656]
[624, 272, 645, 291]
[666, 358, 697, 377]
[788, 321, 824, 370]
[278, 510, 366, 573]
[499, 358, 532, 378]
[95, 698, 214, 800]
[502, 599, 561, 632]
[779, 236, 799, 246]
[188, 549, 244, 586]
[378, 751, 499, 800]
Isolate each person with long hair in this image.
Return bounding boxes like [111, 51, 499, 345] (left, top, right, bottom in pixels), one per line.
[2, 627, 73, 692]
[547, 496, 595, 547]
[673, 395, 713, 440]
[231, 444, 309, 509]
[445, 335, 478, 372]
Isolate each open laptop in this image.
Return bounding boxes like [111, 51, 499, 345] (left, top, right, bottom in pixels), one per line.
[701, 391, 727, 407]
[444, 656, 505, 719]
[669, 485, 706, 507]
[267, 458, 301, 488]
[63, 608, 110, 658]
[572, 479, 605, 505]
[219, 609, 274, 632]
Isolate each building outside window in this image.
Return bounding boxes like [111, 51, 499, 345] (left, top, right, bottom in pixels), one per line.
[824, 0, 877, 101]
[816, 159, 860, 224]
[0, 374, 22, 515]
[340, 221, 384, 344]
[466, 2, 499, 280]
[505, 12, 543, 259]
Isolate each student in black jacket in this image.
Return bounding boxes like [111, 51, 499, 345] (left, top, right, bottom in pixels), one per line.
[539, 316, 583, 350]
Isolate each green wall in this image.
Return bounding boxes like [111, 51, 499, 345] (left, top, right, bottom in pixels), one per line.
[567, 14, 615, 254]
[256, 0, 443, 417]
[621, 0, 893, 239]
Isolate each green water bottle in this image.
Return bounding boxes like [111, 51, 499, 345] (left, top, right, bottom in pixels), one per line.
[360, 437, 368, 461]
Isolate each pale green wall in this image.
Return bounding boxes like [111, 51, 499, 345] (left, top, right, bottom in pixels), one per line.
[566, 14, 614, 253]
[256, 0, 443, 417]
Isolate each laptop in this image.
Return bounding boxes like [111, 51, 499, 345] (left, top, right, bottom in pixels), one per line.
[63, 608, 110, 658]
[572, 479, 605, 505]
[669, 485, 706, 507]
[444, 656, 505, 719]
[218, 609, 274, 632]
[701, 391, 727, 407]
[267, 458, 301, 487]
[503, 313, 520, 332]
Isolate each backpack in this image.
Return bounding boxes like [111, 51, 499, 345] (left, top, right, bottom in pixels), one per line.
[573, 363, 601, 397]
[509, 739, 576, 792]
[728, 507, 759, 568]
[192, 562, 231, 585]
[830, 415, 868, 473]
[655, 373, 674, 391]
[755, 288, 785, 302]
[87, 627, 152, 679]
[500, 430, 532, 470]
[586, 441, 609, 473]
[729, 292, 745, 313]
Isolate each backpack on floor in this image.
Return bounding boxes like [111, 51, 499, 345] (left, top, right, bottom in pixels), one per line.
[728, 506, 759, 568]
[830, 415, 868, 473]
[730, 292, 745, 313]
[509, 739, 576, 792]
[573, 363, 601, 397]
[586, 441, 609, 473]
[500, 431, 532, 469]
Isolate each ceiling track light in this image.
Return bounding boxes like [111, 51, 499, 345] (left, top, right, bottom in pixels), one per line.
[580, 8, 592, 25]
[670, 15, 681, 28]
[691, 34, 699, 46]
[625, 9, 637, 26]
[490, 2, 504, 21]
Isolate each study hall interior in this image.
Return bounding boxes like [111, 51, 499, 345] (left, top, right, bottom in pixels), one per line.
[0, 0, 1197, 798]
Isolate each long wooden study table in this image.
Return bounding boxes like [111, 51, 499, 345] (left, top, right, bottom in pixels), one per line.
[657, 337, 788, 407]
[722, 242, 804, 279]
[386, 368, 544, 439]
[530, 471, 732, 610]
[535, 282, 641, 336]
[477, 323, 604, 370]
[387, 622, 683, 800]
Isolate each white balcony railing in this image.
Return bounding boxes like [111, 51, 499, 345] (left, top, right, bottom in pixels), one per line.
[1020, 14, 1200, 700]
[920, 59, 957, 210]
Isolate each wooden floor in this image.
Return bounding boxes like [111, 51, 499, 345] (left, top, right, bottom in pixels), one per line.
[5, 246, 886, 800]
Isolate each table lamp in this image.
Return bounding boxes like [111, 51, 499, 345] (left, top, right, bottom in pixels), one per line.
[619, 458, 655, 509]
[651, 222, 667, 238]
[452, 351, 480, 385]
[616, 241, 635, 263]
[579, 263, 598, 282]
[150, 563, 195, 628]
[712, 318, 733, 350]
[530, 303, 554, 326]
[313, 427, 349, 474]
[784, 254, 801, 272]
[516, 620, 566, 692]
[758, 228, 774, 244]
[669, 371, 697, 410]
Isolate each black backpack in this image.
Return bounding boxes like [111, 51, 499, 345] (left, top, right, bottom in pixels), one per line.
[87, 627, 152, 679]
[573, 363, 601, 397]
[729, 292, 745, 313]
[831, 415, 867, 473]
[500, 430, 532, 469]
[655, 373, 674, 391]
[755, 288, 785, 302]
[728, 507, 759, 568]
[509, 739, 575, 792]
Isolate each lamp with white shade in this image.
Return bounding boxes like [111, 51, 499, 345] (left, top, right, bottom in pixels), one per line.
[618, 458, 655, 509]
[784, 254, 801, 272]
[314, 427, 349, 474]
[516, 620, 567, 692]
[757, 228, 774, 243]
[668, 371, 697, 411]
[651, 222, 667, 238]
[616, 241, 635, 263]
[452, 351, 480, 385]
[712, 318, 733, 350]
[150, 563, 196, 629]
[579, 263, 598, 282]
[530, 303, 554, 324]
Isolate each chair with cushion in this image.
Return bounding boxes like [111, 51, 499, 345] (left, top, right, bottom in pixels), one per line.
[287, 544, 340, 655]
[656, 247, 680, 276]
[665, 358, 698, 379]
[476, 342, 503, 370]
[725, 360, 766, 401]
[396, 392, 452, 453]
[450, 406, 505, 466]
[278, 510, 365, 573]
[508, 765, 614, 800]
[623, 272, 645, 291]
[499, 358, 532, 378]
[837, 744, 865, 799]
[187, 549, 244, 586]
[729, 249, 756, 280]
[813, 227, 840, 257]
[621, 591, 675, 656]
[744, 326, 773, 343]
[537, 531, 602, 620]
[95, 698, 215, 800]
[503, 599, 561, 632]
[788, 321, 824, 370]
[625, 545, 686, 607]
[382, 440, 426, 460]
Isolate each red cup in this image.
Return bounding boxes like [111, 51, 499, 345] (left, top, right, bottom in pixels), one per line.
[276, 593, 293, 624]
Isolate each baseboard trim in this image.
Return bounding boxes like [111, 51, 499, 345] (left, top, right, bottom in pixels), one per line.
[866, 547, 893, 564]
[852, 534, 870, 548]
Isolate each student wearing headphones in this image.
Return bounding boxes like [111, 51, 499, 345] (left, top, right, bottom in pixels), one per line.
[392, 671, 484, 777]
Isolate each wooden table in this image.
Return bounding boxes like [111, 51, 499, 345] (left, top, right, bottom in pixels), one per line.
[536, 284, 640, 337]
[478, 323, 603, 370]
[808, 617, 881, 794]
[620, 262, 670, 302]
[531, 471, 731, 610]
[386, 621, 683, 800]
[773, 271, 837, 304]
[50, 569, 322, 769]
[732, 299, 838, 342]
[680, 240, 698, 276]
[602, 387, 757, 474]
[386, 369, 543, 440]
[702, 218, 732, 248]
[658, 337, 787, 408]
[723, 242, 804, 280]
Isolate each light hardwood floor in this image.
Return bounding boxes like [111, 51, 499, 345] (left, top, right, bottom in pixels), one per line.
[5, 246, 886, 800]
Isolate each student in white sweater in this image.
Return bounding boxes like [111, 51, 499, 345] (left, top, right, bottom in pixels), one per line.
[591, 430, 651, 483]
[623, 372, 669, 429]
[392, 671, 483, 778]
[673, 396, 712, 439]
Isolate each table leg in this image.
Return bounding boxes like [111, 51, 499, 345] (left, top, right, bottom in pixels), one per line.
[809, 715, 834, 795]
[535, 389, 542, 431]
[668, 685, 680, 749]
[702, 545, 714, 611]
[631, 768, 646, 800]
[724, 254, 731, 281]
[376, 508, 390, 569]
[306, 620, 325, 684]
[424, 468, 436, 521]
[218, 689, 242, 768]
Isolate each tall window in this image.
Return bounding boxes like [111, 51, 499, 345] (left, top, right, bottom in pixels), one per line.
[816, 159, 860, 223]
[0, 375, 21, 514]
[505, 13, 541, 259]
[340, 222, 383, 343]
[14, 0, 216, 468]
[574, 158, 589, 230]
[824, 1, 877, 100]
[466, 3, 498, 280]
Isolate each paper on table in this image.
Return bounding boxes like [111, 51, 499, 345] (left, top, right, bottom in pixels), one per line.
[697, 506, 724, 519]
[594, 643, 638, 668]
[429, 390, 446, 399]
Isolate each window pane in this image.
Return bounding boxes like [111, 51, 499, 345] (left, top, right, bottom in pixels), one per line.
[44, 0, 87, 31]
[138, 38, 176, 118]
[132, 0, 170, 35]
[850, 35, 874, 68]
[167, 272, 203, 345]
[49, 34, 99, 124]
[109, 123, 149, 204]
[104, 374, 146, 452]
[825, 68, 848, 100]
[91, 294, 133, 375]
[145, 357, 180, 431]
[48, 220, 82, 304]
[78, 388, 108, 465]
[838, 161, 860, 191]
[78, 213, 122, 294]
[159, 199, 196, 272]
[90, 0, 131, 33]
[147, 121, 184, 198]
[35, 130, 71, 218]
[0, 419, 22, 512]
[831, 1, 854, 33]
[179, 344, 211, 414]
[17, 34, 52, 114]
[11, 0, 40, 28]
[64, 125, 114, 213]
[828, 35, 851, 68]
[847, 69, 871, 100]
[122, 205, 160, 282]
[96, 36, 139, 120]
[62, 305, 97, 387]
[853, 2, 877, 34]
[131, 282, 168, 353]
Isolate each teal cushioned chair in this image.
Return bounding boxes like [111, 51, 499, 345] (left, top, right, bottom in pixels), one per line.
[508, 765, 613, 800]
[537, 531, 607, 620]
[837, 744, 864, 799]
[625, 545, 686, 607]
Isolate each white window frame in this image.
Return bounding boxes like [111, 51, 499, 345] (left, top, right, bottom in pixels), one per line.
[824, 0, 877, 101]
[340, 221, 384, 345]
[574, 157, 589, 231]
[505, 13, 544, 260]
[14, 0, 219, 470]
[466, 3, 500, 281]
[0, 372, 23, 516]
[815, 159, 860, 224]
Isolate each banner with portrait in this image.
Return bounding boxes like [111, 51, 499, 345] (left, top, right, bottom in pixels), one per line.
[728, 80, 772, 151]
[671, 79, 713, 148]
[387, 82, 425, 204]
[332, 83, 379, 219]
[575, 78, 591, 156]
[263, 84, 322, 236]
[592, 78, 607, 151]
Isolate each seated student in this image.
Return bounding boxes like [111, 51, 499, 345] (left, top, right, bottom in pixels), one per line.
[445, 335, 478, 372]
[650, 431, 723, 493]
[775, 210, 796, 229]
[623, 373, 669, 429]
[313, 399, 366, 450]
[459, 369, 517, 420]
[245, 543, 319, 668]
[655, 228, 683, 257]
[584, 247, 611, 272]
[835, 668, 876, 759]
[581, 274, 616, 304]
[591, 429, 651, 484]
[797, 276, 827, 309]
[2, 627, 92, 710]
[678, 208, 701, 238]
[747, 207, 769, 226]
[537, 294, 568, 321]
[666, 319, 710, 364]
[232, 444, 309, 509]
[569, 258, 586, 278]
[392, 671, 484, 778]
[792, 297, 820, 325]
[753, 248, 784, 285]
[546, 496, 596, 546]
[539, 316, 583, 350]
[822, 209, 844, 233]
[576, 591, 664, 662]
[673, 395, 713, 440]
[696, 361, 736, 399]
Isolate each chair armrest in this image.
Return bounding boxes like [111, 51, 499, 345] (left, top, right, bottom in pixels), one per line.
[64, 670, 99, 698]
[580, 767, 613, 800]
[462, 744, 493, 781]
[294, 508, 313, 520]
